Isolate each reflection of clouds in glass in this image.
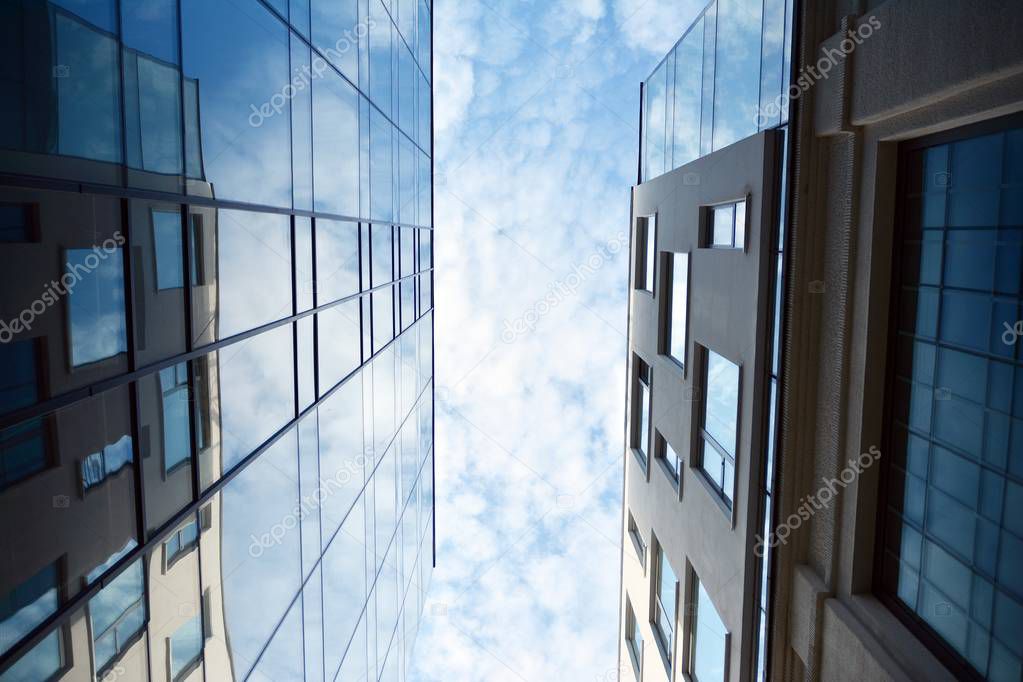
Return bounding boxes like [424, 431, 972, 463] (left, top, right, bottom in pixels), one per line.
[645, 60, 668, 178]
[313, 69, 360, 216]
[248, 597, 303, 681]
[221, 430, 301, 680]
[693, 581, 728, 682]
[712, 0, 763, 150]
[181, 0, 292, 207]
[672, 22, 703, 168]
[317, 301, 361, 393]
[317, 376, 364, 541]
[706, 350, 739, 454]
[217, 325, 295, 472]
[315, 219, 359, 303]
[67, 248, 126, 367]
[215, 209, 292, 338]
[322, 498, 366, 677]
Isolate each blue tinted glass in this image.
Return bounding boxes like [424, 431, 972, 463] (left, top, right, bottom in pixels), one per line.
[317, 300, 361, 390]
[313, 67, 360, 216]
[182, 0, 292, 207]
[212, 324, 295, 474]
[712, 0, 763, 151]
[322, 496, 366, 678]
[302, 565, 325, 680]
[758, 0, 787, 130]
[371, 110, 393, 221]
[398, 43, 415, 138]
[152, 209, 183, 289]
[159, 364, 191, 472]
[311, 0, 358, 81]
[0, 629, 62, 681]
[672, 22, 703, 168]
[317, 378, 364, 543]
[291, 0, 311, 37]
[644, 59, 666, 180]
[169, 615, 202, 679]
[52, 0, 116, 31]
[694, 582, 727, 682]
[292, 36, 314, 211]
[316, 219, 360, 303]
[0, 563, 58, 657]
[399, 137, 416, 224]
[890, 130, 1023, 679]
[121, 0, 178, 64]
[705, 350, 739, 455]
[219, 430, 301, 679]
[249, 597, 304, 681]
[55, 12, 122, 163]
[372, 224, 393, 286]
[0, 340, 38, 415]
[67, 248, 127, 367]
[418, 0, 430, 76]
[369, 0, 392, 115]
[89, 559, 145, 672]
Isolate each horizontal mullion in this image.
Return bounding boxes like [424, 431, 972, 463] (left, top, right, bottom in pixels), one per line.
[0, 271, 433, 432]
[0, 308, 434, 676]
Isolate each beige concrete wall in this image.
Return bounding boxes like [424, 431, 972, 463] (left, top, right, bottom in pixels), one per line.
[773, 1, 1023, 680]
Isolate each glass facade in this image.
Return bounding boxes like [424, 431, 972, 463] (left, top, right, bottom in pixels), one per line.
[882, 123, 1023, 680]
[0, 1, 434, 680]
[641, 0, 792, 182]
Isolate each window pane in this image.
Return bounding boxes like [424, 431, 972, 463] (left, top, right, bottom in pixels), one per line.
[644, 217, 657, 291]
[169, 615, 202, 679]
[712, 205, 735, 247]
[317, 300, 361, 391]
[712, 0, 763, 150]
[153, 210, 184, 290]
[67, 247, 127, 367]
[694, 581, 727, 682]
[669, 253, 689, 363]
[311, 0, 358, 81]
[705, 350, 739, 456]
[316, 219, 360, 304]
[182, 0, 292, 207]
[313, 67, 359, 216]
[672, 20, 703, 168]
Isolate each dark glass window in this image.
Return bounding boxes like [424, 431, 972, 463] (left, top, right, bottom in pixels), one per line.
[651, 540, 676, 665]
[89, 558, 146, 675]
[0, 562, 60, 659]
[66, 247, 127, 367]
[0, 204, 36, 243]
[881, 121, 1023, 680]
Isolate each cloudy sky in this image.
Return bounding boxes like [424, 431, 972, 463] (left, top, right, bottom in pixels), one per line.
[409, 1, 705, 679]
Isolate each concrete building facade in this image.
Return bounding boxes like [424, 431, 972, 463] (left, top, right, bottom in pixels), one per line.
[619, 2, 1023, 681]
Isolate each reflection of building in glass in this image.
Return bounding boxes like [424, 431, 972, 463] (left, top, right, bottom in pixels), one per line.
[0, 1, 434, 680]
[619, 2, 1023, 682]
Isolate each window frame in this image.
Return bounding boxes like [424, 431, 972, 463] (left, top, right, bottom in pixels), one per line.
[627, 511, 647, 570]
[649, 538, 677, 672]
[625, 595, 644, 679]
[635, 214, 658, 293]
[688, 573, 731, 682]
[873, 112, 1023, 682]
[694, 346, 741, 512]
[631, 356, 652, 474]
[660, 250, 691, 374]
[701, 196, 749, 251]
[654, 430, 683, 497]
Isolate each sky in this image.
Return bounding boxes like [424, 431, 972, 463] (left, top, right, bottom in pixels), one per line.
[408, 1, 706, 679]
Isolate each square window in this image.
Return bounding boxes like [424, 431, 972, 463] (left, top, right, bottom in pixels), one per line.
[704, 198, 747, 250]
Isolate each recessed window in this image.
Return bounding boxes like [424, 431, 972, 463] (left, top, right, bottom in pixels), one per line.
[152, 209, 184, 290]
[651, 540, 677, 666]
[655, 431, 682, 488]
[663, 252, 689, 368]
[699, 349, 740, 507]
[625, 596, 644, 677]
[627, 511, 647, 566]
[636, 215, 657, 292]
[164, 517, 199, 570]
[0, 203, 38, 242]
[160, 364, 191, 474]
[879, 121, 1023, 679]
[632, 356, 652, 468]
[704, 198, 746, 250]
[169, 614, 203, 681]
[691, 577, 728, 682]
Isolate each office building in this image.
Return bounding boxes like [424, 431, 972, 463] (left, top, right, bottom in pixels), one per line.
[618, 1, 1023, 681]
[0, 0, 434, 681]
